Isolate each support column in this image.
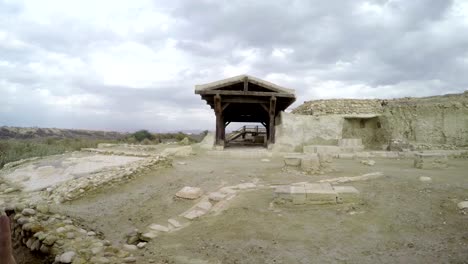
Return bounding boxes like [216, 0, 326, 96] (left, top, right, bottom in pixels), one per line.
[214, 94, 224, 146]
[268, 96, 277, 144]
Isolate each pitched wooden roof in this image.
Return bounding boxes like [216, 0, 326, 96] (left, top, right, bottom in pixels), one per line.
[195, 74, 295, 96]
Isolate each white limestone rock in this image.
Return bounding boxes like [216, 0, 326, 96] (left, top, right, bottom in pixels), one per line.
[419, 176, 432, 182]
[196, 201, 212, 211]
[458, 201, 468, 210]
[123, 244, 138, 251]
[59, 251, 76, 263]
[234, 183, 256, 190]
[360, 159, 376, 166]
[140, 231, 158, 241]
[183, 209, 206, 220]
[208, 192, 227, 202]
[22, 208, 36, 216]
[137, 242, 147, 249]
[149, 224, 169, 232]
[168, 219, 182, 229]
[284, 156, 301, 167]
[175, 186, 203, 200]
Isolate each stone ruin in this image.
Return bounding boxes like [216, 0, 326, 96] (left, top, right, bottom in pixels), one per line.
[274, 91, 468, 152]
[272, 91, 468, 174]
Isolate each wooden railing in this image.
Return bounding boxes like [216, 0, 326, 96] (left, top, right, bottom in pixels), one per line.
[227, 125, 266, 141]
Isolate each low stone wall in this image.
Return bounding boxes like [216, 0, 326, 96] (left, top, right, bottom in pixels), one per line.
[5, 205, 138, 263]
[46, 156, 172, 203]
[292, 99, 383, 116]
[274, 112, 344, 152]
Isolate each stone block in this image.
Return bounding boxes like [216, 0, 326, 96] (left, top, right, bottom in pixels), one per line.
[371, 151, 399, 158]
[234, 182, 257, 190]
[140, 231, 158, 241]
[213, 145, 224, 151]
[419, 176, 432, 182]
[284, 155, 302, 167]
[175, 186, 203, 200]
[208, 192, 227, 202]
[300, 154, 320, 172]
[340, 146, 365, 153]
[168, 219, 182, 229]
[457, 201, 468, 210]
[318, 153, 333, 164]
[149, 224, 169, 232]
[360, 159, 375, 166]
[334, 186, 360, 203]
[303, 145, 340, 155]
[414, 153, 448, 169]
[182, 209, 207, 220]
[304, 183, 337, 204]
[338, 153, 355, 159]
[195, 201, 212, 211]
[338, 138, 363, 147]
[275, 185, 307, 204]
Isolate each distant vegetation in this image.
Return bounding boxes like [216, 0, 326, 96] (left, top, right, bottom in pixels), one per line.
[0, 128, 209, 168]
[0, 138, 112, 168]
[126, 130, 208, 144]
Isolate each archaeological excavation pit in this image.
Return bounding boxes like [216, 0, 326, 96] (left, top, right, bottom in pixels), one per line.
[1, 88, 467, 263]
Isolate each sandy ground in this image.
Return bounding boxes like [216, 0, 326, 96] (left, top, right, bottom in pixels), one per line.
[49, 149, 468, 264]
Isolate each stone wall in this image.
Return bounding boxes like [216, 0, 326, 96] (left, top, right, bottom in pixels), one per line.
[5, 205, 139, 263]
[276, 91, 468, 151]
[382, 94, 468, 146]
[274, 112, 344, 152]
[292, 99, 384, 116]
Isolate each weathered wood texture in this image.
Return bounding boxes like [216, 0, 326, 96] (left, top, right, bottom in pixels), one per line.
[195, 75, 295, 146]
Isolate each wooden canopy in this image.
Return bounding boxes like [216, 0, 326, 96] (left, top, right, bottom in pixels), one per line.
[195, 75, 296, 146]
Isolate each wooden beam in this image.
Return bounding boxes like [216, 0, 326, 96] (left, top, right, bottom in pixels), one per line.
[260, 104, 269, 113]
[222, 103, 230, 112]
[196, 90, 295, 98]
[243, 77, 248, 92]
[268, 96, 277, 144]
[214, 94, 224, 146]
[221, 98, 270, 104]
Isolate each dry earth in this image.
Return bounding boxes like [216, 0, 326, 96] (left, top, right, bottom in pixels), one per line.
[2, 144, 468, 263]
[40, 147, 468, 264]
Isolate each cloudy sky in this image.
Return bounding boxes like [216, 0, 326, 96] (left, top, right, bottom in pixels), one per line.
[1, 0, 467, 132]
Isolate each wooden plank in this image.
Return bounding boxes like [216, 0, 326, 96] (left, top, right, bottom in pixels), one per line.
[221, 98, 270, 104]
[243, 77, 248, 92]
[268, 96, 277, 144]
[196, 90, 295, 98]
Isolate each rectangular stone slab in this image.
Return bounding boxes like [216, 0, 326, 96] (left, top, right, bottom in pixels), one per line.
[333, 186, 360, 204]
[304, 183, 337, 204]
[414, 153, 448, 169]
[284, 155, 302, 167]
[303, 145, 340, 155]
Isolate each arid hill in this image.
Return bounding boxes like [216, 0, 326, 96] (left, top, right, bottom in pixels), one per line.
[0, 126, 127, 140]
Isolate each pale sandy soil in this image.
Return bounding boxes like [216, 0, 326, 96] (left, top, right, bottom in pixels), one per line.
[2, 152, 143, 191]
[49, 148, 468, 264]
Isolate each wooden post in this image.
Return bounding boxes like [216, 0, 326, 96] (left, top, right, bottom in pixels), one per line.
[268, 96, 277, 144]
[214, 94, 223, 146]
[243, 77, 248, 92]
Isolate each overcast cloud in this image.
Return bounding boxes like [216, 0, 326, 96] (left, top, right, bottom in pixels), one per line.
[1, 0, 467, 132]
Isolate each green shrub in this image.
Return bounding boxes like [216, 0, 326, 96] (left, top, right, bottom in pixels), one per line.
[131, 130, 154, 142]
